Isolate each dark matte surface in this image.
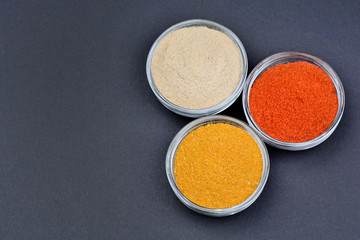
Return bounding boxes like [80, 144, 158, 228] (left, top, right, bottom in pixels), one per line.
[0, 0, 359, 239]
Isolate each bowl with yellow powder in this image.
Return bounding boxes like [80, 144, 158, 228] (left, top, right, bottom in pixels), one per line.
[166, 115, 270, 217]
[146, 19, 248, 117]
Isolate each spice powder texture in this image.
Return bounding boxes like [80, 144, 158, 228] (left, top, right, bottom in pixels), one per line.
[152, 27, 242, 109]
[174, 123, 263, 209]
[249, 62, 338, 142]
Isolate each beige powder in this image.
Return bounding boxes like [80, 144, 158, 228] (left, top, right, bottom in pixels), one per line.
[151, 26, 243, 109]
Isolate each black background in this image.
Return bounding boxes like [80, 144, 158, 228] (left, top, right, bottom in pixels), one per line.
[1, 0, 359, 239]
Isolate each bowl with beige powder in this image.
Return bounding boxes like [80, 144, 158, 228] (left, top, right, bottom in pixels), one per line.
[146, 19, 248, 117]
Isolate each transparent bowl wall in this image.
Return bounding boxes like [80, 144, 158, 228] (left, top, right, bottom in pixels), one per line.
[242, 51, 345, 151]
[146, 19, 248, 118]
[165, 115, 270, 217]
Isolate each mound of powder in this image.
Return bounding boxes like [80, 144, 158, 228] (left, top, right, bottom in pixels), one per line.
[151, 26, 242, 109]
[174, 123, 263, 209]
[249, 62, 338, 142]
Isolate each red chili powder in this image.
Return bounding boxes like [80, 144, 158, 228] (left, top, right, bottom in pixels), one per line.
[249, 61, 338, 142]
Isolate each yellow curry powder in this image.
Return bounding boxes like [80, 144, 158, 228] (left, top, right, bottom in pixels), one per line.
[174, 123, 263, 209]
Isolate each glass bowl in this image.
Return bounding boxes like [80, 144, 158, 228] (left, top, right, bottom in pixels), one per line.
[165, 115, 270, 217]
[146, 19, 248, 118]
[242, 51, 345, 151]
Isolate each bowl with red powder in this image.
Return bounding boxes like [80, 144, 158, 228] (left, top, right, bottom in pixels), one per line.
[242, 52, 345, 150]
